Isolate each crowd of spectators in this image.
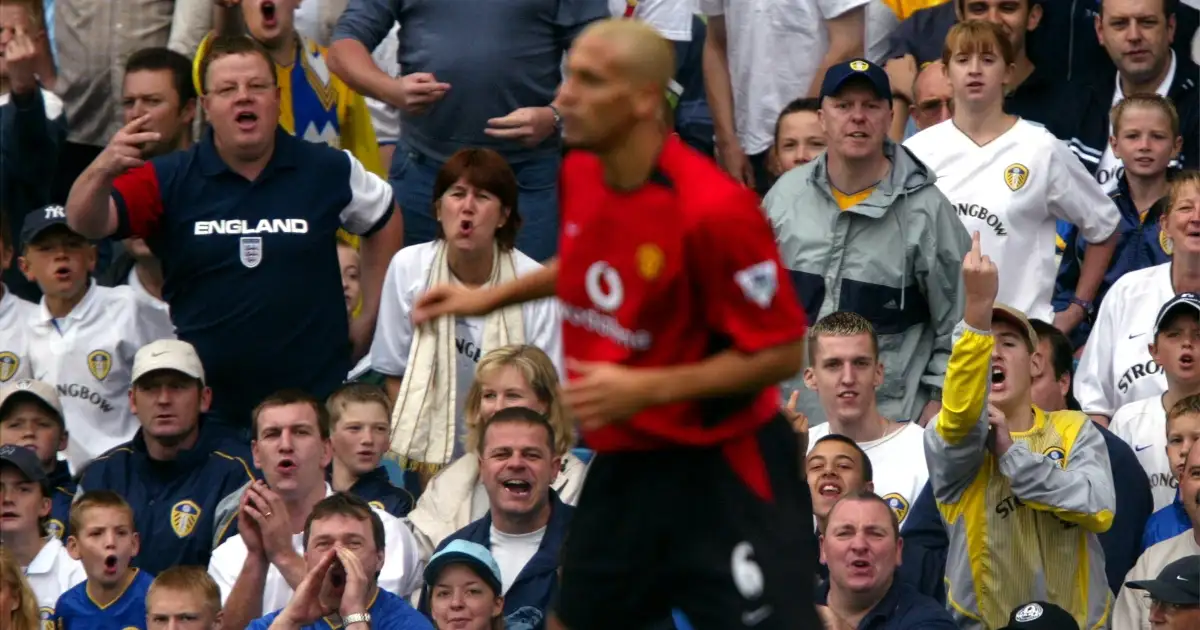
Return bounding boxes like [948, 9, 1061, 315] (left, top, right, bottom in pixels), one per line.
[3, 0, 1200, 628]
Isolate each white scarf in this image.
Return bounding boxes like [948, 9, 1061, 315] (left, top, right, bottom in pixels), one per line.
[390, 242, 525, 469]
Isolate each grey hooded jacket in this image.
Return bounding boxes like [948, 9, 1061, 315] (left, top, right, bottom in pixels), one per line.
[764, 139, 970, 425]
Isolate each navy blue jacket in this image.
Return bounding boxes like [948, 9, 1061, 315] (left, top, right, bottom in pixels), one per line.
[899, 422, 1152, 597]
[1055, 177, 1171, 347]
[816, 578, 957, 629]
[1143, 490, 1192, 552]
[46, 459, 76, 541]
[1, 88, 66, 301]
[77, 423, 256, 574]
[327, 466, 414, 517]
[422, 492, 573, 630]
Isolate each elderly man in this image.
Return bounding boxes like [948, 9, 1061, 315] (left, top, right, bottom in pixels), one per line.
[909, 61, 951, 131]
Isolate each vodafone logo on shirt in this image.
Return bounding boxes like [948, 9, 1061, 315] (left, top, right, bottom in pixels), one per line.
[563, 261, 652, 350]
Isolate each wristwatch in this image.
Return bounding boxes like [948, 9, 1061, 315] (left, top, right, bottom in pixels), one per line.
[548, 104, 563, 129]
[342, 612, 371, 627]
[1068, 297, 1096, 319]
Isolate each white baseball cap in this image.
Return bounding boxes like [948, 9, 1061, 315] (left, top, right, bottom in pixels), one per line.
[131, 340, 206, 385]
[0, 379, 64, 424]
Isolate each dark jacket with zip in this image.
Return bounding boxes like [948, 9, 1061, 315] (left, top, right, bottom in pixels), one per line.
[422, 491, 572, 630]
[1054, 176, 1172, 347]
[1066, 55, 1199, 187]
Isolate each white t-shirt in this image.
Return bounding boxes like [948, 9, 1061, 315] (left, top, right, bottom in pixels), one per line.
[1076, 263, 1172, 419]
[608, 0, 693, 41]
[697, 0, 870, 154]
[26, 281, 176, 469]
[904, 119, 1120, 321]
[0, 286, 36, 384]
[1109, 395, 1176, 511]
[1091, 52, 1178, 193]
[489, 525, 546, 595]
[208, 485, 425, 609]
[370, 242, 562, 459]
[24, 536, 85, 615]
[806, 421, 929, 526]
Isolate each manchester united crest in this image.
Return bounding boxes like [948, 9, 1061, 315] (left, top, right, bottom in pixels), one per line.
[171, 500, 202, 538]
[635, 243, 665, 281]
[1004, 163, 1030, 191]
[87, 350, 112, 381]
[0, 352, 19, 383]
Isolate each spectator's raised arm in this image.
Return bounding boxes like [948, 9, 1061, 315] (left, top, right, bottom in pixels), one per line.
[64, 115, 163, 240]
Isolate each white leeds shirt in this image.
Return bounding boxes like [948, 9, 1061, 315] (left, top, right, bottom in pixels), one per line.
[370, 242, 562, 459]
[0, 286, 37, 384]
[608, 0, 693, 41]
[1076, 263, 1172, 418]
[904, 119, 1120, 322]
[25, 536, 86, 615]
[1109, 395, 1175, 511]
[806, 421, 929, 527]
[26, 281, 176, 469]
[697, 0, 870, 155]
[207, 485, 425, 609]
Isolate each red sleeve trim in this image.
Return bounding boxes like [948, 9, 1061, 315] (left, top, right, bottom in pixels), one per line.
[111, 163, 163, 239]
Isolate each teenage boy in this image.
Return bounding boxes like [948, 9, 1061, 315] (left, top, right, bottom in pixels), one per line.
[1110, 293, 1200, 511]
[0, 444, 84, 619]
[19, 206, 175, 469]
[55, 490, 155, 628]
[326, 382, 412, 516]
[0, 378, 73, 538]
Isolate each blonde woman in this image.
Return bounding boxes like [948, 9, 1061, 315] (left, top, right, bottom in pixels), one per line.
[407, 345, 588, 559]
[0, 548, 40, 630]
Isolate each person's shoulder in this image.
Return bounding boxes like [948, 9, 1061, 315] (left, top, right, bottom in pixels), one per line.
[388, 242, 438, 278]
[892, 580, 956, 622]
[1111, 395, 1161, 425]
[55, 579, 88, 610]
[375, 587, 428, 619]
[78, 442, 136, 482]
[1044, 409, 1104, 443]
[207, 445, 257, 479]
[904, 119, 953, 149]
[1107, 262, 1170, 299]
[245, 609, 282, 630]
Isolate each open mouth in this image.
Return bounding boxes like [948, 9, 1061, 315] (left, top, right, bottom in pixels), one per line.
[330, 566, 346, 588]
[53, 264, 71, 281]
[501, 479, 532, 497]
[104, 554, 119, 574]
[277, 458, 297, 474]
[235, 111, 259, 129]
[847, 132, 868, 139]
[0, 511, 19, 519]
[261, 0, 277, 24]
[1181, 354, 1195, 368]
[966, 81, 984, 89]
[991, 367, 1006, 384]
[817, 479, 843, 499]
[459, 219, 474, 234]
[848, 559, 872, 571]
[836, 390, 857, 400]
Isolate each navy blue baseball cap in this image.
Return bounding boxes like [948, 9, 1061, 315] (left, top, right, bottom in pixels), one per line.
[1154, 293, 1200, 335]
[1126, 555, 1200, 606]
[20, 205, 79, 247]
[425, 540, 503, 595]
[0, 443, 50, 493]
[819, 58, 892, 102]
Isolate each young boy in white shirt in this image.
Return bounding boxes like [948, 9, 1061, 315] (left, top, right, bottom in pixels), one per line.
[17, 206, 175, 470]
[0, 444, 85, 621]
[1110, 293, 1200, 511]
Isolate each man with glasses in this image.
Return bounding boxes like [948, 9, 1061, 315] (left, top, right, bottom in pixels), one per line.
[1123, 555, 1200, 629]
[909, 61, 951, 132]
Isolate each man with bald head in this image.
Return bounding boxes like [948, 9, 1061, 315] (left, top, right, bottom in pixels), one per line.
[910, 62, 953, 131]
[413, 17, 819, 630]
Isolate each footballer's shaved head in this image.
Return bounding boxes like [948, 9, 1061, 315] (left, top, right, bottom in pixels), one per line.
[577, 18, 675, 92]
[558, 18, 675, 150]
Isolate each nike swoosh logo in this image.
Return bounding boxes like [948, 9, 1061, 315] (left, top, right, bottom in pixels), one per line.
[741, 607, 773, 627]
[1130, 333, 1147, 339]
[1179, 575, 1189, 582]
[150, 351, 168, 357]
[1136, 444, 1152, 452]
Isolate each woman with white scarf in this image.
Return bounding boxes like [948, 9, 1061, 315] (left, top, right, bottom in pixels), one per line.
[407, 344, 588, 559]
[371, 148, 562, 478]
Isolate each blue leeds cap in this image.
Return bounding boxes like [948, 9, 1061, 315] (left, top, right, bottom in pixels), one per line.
[819, 58, 891, 102]
[424, 539, 503, 595]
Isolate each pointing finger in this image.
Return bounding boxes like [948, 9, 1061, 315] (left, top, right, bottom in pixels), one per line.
[786, 390, 799, 413]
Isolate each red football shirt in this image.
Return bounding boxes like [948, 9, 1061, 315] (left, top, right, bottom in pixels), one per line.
[557, 135, 807, 453]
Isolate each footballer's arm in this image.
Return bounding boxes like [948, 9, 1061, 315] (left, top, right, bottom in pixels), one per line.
[641, 340, 806, 406]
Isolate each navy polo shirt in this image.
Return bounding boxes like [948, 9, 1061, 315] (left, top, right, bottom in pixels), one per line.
[76, 423, 257, 574]
[816, 578, 957, 629]
[110, 128, 394, 426]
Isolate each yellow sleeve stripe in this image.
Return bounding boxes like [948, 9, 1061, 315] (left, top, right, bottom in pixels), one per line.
[937, 328, 993, 445]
